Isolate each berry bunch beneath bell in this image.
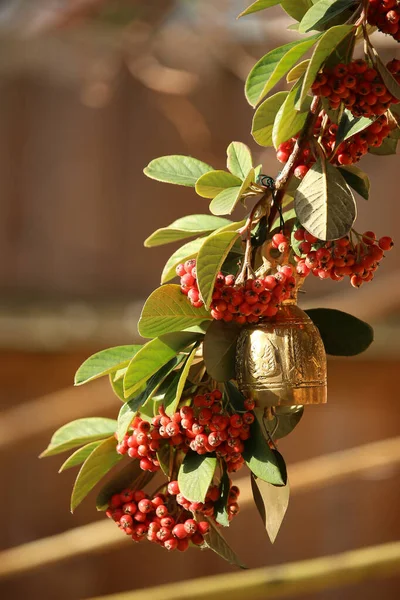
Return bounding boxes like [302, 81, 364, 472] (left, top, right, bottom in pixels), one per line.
[311, 59, 400, 116]
[106, 482, 241, 551]
[293, 227, 394, 287]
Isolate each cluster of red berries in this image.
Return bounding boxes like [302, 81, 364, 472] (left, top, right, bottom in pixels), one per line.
[106, 487, 209, 551]
[293, 227, 394, 287]
[277, 113, 391, 178]
[367, 0, 400, 41]
[177, 258, 297, 323]
[311, 59, 400, 117]
[106, 481, 240, 551]
[116, 390, 256, 473]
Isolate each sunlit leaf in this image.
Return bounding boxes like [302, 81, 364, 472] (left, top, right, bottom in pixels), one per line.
[238, 0, 282, 18]
[195, 171, 242, 199]
[226, 142, 253, 179]
[178, 452, 217, 503]
[243, 420, 286, 485]
[96, 461, 156, 511]
[252, 92, 288, 147]
[273, 77, 311, 147]
[138, 285, 211, 339]
[251, 473, 290, 543]
[299, 0, 356, 33]
[338, 165, 370, 200]
[144, 155, 213, 187]
[197, 231, 240, 308]
[41, 418, 117, 458]
[71, 437, 123, 512]
[144, 215, 231, 247]
[58, 441, 101, 472]
[74, 346, 142, 386]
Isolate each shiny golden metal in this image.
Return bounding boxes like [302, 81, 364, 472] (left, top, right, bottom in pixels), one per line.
[235, 299, 327, 407]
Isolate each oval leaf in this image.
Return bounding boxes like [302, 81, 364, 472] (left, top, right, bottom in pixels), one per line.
[178, 452, 217, 503]
[338, 165, 370, 201]
[294, 157, 356, 241]
[203, 518, 246, 568]
[273, 78, 311, 148]
[286, 59, 310, 82]
[252, 92, 288, 147]
[282, 0, 313, 21]
[71, 437, 124, 512]
[256, 406, 304, 440]
[246, 35, 320, 107]
[96, 461, 156, 511]
[74, 345, 142, 386]
[197, 231, 240, 308]
[243, 420, 286, 485]
[138, 285, 211, 339]
[41, 417, 117, 458]
[123, 331, 200, 396]
[165, 346, 197, 416]
[336, 110, 373, 146]
[296, 24, 354, 110]
[195, 170, 242, 199]
[144, 215, 231, 247]
[227, 142, 253, 179]
[306, 308, 374, 356]
[299, 0, 356, 34]
[251, 473, 290, 543]
[214, 469, 230, 527]
[59, 441, 102, 473]
[203, 320, 240, 382]
[373, 50, 400, 101]
[238, 0, 282, 18]
[144, 155, 213, 187]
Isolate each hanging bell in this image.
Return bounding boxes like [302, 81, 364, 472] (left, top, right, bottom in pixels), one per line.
[235, 299, 327, 408]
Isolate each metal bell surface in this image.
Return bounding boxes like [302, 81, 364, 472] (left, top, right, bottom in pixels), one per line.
[235, 300, 327, 407]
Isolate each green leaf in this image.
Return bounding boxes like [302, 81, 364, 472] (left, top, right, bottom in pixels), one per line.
[211, 168, 255, 216]
[138, 285, 211, 339]
[256, 405, 304, 440]
[296, 24, 354, 110]
[281, 0, 313, 21]
[336, 110, 373, 146]
[238, 0, 282, 18]
[144, 215, 231, 247]
[178, 452, 217, 503]
[214, 469, 230, 527]
[165, 346, 198, 416]
[71, 437, 123, 512]
[143, 155, 213, 187]
[124, 331, 199, 396]
[157, 444, 171, 477]
[338, 165, 370, 201]
[226, 142, 253, 179]
[203, 321, 240, 382]
[197, 231, 240, 308]
[286, 59, 310, 82]
[306, 308, 374, 356]
[109, 373, 138, 402]
[58, 441, 102, 472]
[243, 419, 286, 485]
[252, 92, 288, 147]
[96, 460, 156, 511]
[161, 238, 204, 284]
[294, 157, 356, 241]
[41, 417, 118, 458]
[203, 519, 246, 568]
[273, 77, 311, 147]
[245, 35, 320, 107]
[299, 0, 356, 33]
[195, 170, 242, 199]
[373, 50, 400, 101]
[251, 473, 290, 543]
[74, 345, 142, 386]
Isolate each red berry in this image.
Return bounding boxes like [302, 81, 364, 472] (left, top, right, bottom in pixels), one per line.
[378, 236, 393, 251]
[172, 524, 188, 539]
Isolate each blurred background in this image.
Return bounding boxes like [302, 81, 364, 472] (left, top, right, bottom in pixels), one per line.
[0, 1, 399, 599]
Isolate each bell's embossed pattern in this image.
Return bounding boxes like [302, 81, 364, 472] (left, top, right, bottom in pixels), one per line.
[235, 299, 327, 407]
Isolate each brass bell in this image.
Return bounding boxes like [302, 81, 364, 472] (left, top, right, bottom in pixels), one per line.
[235, 299, 327, 408]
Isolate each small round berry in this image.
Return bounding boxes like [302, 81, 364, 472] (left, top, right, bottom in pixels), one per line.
[172, 524, 188, 539]
[164, 538, 178, 551]
[378, 236, 393, 251]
